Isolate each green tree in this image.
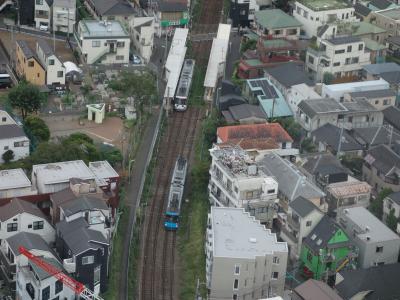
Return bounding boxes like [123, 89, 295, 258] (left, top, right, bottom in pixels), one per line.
[2, 150, 14, 163]
[240, 39, 257, 54]
[386, 208, 398, 232]
[275, 0, 289, 11]
[370, 188, 393, 219]
[340, 155, 364, 176]
[24, 116, 50, 142]
[323, 72, 335, 85]
[100, 147, 123, 166]
[8, 81, 45, 119]
[274, 117, 302, 142]
[301, 138, 316, 153]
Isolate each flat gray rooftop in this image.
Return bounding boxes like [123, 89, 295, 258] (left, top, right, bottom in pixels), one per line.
[0, 169, 32, 190]
[211, 207, 287, 258]
[80, 20, 128, 38]
[89, 161, 119, 179]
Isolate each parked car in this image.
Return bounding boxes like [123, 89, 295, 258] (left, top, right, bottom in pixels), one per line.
[131, 55, 141, 65]
[39, 24, 49, 31]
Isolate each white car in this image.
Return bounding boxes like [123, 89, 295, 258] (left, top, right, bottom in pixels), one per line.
[132, 55, 141, 65]
[39, 24, 48, 31]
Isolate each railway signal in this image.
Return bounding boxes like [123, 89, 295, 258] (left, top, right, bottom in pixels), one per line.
[19, 246, 104, 300]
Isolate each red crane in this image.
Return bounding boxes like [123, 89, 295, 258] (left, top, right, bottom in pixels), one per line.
[19, 246, 104, 300]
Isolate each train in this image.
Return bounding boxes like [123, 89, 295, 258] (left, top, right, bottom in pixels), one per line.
[174, 59, 195, 111]
[164, 156, 188, 230]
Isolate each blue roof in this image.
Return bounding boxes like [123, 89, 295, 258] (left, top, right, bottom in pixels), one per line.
[259, 96, 293, 118]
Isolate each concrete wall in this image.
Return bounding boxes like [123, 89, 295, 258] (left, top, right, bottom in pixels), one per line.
[79, 37, 130, 64]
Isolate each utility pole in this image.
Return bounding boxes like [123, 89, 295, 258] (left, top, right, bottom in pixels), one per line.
[67, 8, 70, 42]
[53, 25, 56, 52]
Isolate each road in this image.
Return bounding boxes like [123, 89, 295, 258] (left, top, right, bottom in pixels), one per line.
[225, 31, 241, 79]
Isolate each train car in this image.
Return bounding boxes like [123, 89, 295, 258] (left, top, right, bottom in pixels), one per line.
[164, 156, 188, 230]
[174, 59, 195, 111]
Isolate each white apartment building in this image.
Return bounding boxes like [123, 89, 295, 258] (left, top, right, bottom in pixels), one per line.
[0, 124, 30, 163]
[0, 198, 55, 244]
[52, 0, 76, 34]
[306, 36, 371, 82]
[129, 16, 155, 64]
[286, 83, 321, 114]
[293, 0, 357, 37]
[206, 207, 288, 300]
[34, 0, 52, 29]
[36, 39, 65, 86]
[0, 168, 36, 199]
[208, 145, 279, 226]
[75, 20, 130, 64]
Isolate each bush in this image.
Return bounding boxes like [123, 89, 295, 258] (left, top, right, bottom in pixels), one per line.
[2, 150, 14, 163]
[24, 116, 50, 142]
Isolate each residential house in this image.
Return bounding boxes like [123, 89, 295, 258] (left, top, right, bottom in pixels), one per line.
[372, 7, 400, 39]
[297, 97, 383, 133]
[208, 145, 279, 226]
[221, 104, 268, 124]
[337, 206, 400, 268]
[15, 40, 46, 86]
[368, 0, 398, 11]
[1, 232, 59, 294]
[264, 62, 314, 100]
[217, 80, 247, 111]
[350, 126, 400, 149]
[383, 106, 400, 132]
[311, 123, 364, 156]
[52, 0, 76, 34]
[36, 39, 65, 86]
[292, 0, 357, 37]
[0, 110, 16, 126]
[362, 62, 400, 80]
[300, 215, 357, 281]
[363, 144, 400, 192]
[243, 78, 293, 118]
[0, 124, 30, 163]
[279, 196, 324, 259]
[206, 207, 288, 299]
[353, 3, 372, 21]
[383, 191, 400, 228]
[56, 217, 109, 295]
[321, 78, 390, 101]
[129, 17, 155, 64]
[286, 83, 321, 115]
[157, 2, 188, 36]
[346, 89, 396, 110]
[253, 9, 302, 40]
[229, 0, 272, 27]
[291, 279, 343, 300]
[387, 36, 400, 56]
[216, 123, 298, 159]
[258, 152, 326, 212]
[75, 20, 130, 64]
[0, 198, 55, 243]
[306, 36, 371, 82]
[0, 169, 36, 199]
[326, 179, 371, 215]
[335, 263, 400, 300]
[34, 0, 52, 30]
[84, 0, 136, 26]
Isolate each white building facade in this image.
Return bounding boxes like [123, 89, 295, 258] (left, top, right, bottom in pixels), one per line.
[129, 17, 155, 64]
[0, 124, 30, 163]
[34, 0, 52, 29]
[52, 0, 76, 34]
[0, 169, 36, 199]
[36, 40, 65, 86]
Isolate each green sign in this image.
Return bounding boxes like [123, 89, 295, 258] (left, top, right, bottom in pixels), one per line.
[161, 18, 188, 27]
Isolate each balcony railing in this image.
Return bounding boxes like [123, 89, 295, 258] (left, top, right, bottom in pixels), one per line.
[63, 257, 76, 273]
[0, 250, 16, 274]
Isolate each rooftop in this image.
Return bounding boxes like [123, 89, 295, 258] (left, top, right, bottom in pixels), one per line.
[311, 124, 363, 152]
[354, 3, 372, 16]
[37, 39, 54, 58]
[79, 20, 128, 38]
[29, 257, 63, 281]
[16, 40, 35, 58]
[323, 78, 389, 92]
[254, 9, 302, 29]
[221, 103, 268, 124]
[32, 160, 95, 185]
[362, 37, 388, 51]
[89, 161, 119, 179]
[369, 0, 395, 10]
[301, 152, 348, 177]
[349, 88, 395, 99]
[364, 144, 400, 174]
[363, 62, 400, 75]
[296, 0, 352, 11]
[289, 196, 320, 218]
[265, 62, 314, 88]
[298, 98, 346, 118]
[0, 198, 47, 222]
[59, 195, 108, 217]
[338, 21, 386, 36]
[383, 105, 400, 129]
[0, 124, 27, 139]
[7, 232, 52, 256]
[210, 207, 287, 258]
[158, 1, 187, 12]
[339, 206, 399, 242]
[327, 36, 361, 45]
[386, 191, 400, 206]
[377, 7, 400, 20]
[0, 168, 32, 190]
[89, 0, 136, 16]
[294, 279, 343, 300]
[327, 180, 371, 198]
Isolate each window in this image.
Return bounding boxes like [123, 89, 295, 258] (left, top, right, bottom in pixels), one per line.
[335, 49, 345, 54]
[376, 246, 383, 253]
[347, 45, 352, 52]
[333, 62, 340, 66]
[7, 223, 17, 232]
[233, 295, 238, 300]
[94, 266, 101, 285]
[42, 286, 50, 300]
[49, 59, 55, 65]
[316, 17, 319, 21]
[246, 191, 254, 199]
[7, 247, 14, 263]
[55, 280, 63, 294]
[271, 272, 279, 279]
[358, 44, 363, 51]
[267, 189, 275, 194]
[282, 142, 287, 149]
[273, 257, 279, 264]
[307, 55, 314, 65]
[306, 220, 312, 227]
[296, 6, 301, 14]
[28, 224, 32, 228]
[307, 252, 313, 262]
[82, 255, 94, 265]
[233, 279, 239, 289]
[26, 283, 35, 299]
[36, 0, 43, 4]
[92, 41, 101, 47]
[234, 264, 240, 275]
[303, 11, 308, 18]
[375, 100, 379, 105]
[351, 57, 359, 64]
[28, 61, 34, 67]
[57, 71, 63, 78]
[116, 55, 124, 60]
[3, 146, 8, 150]
[240, 9, 246, 15]
[117, 41, 125, 48]
[2, 117, 6, 122]
[345, 58, 351, 65]
[348, 116, 353, 123]
[33, 221, 44, 230]
[37, 73, 40, 78]
[383, 99, 389, 105]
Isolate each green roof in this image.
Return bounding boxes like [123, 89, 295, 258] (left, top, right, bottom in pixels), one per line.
[245, 59, 263, 67]
[262, 39, 291, 48]
[254, 9, 302, 29]
[297, 0, 352, 11]
[362, 38, 388, 51]
[337, 21, 386, 36]
[244, 31, 259, 41]
[379, 8, 400, 20]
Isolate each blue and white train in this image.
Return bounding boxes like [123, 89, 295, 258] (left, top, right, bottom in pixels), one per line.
[174, 59, 195, 111]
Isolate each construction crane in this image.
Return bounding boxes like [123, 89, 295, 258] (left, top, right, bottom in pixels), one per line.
[19, 246, 104, 300]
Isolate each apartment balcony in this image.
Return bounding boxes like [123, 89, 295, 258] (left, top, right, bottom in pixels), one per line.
[0, 251, 16, 274]
[35, 11, 49, 19]
[63, 257, 76, 273]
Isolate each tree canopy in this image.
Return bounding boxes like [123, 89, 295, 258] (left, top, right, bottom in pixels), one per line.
[370, 188, 393, 219]
[386, 208, 398, 232]
[8, 81, 45, 119]
[2, 150, 14, 163]
[24, 116, 50, 142]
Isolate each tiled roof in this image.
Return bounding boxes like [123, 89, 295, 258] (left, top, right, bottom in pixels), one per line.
[0, 198, 47, 222]
[0, 124, 26, 139]
[254, 9, 302, 29]
[354, 3, 371, 16]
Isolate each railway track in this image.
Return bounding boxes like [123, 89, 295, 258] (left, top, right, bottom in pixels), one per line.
[140, 107, 202, 300]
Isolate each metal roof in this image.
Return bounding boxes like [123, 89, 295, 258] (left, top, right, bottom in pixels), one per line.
[7, 232, 52, 256]
[363, 63, 400, 75]
[0, 124, 27, 139]
[298, 98, 346, 118]
[289, 196, 320, 218]
[327, 36, 361, 45]
[265, 62, 314, 88]
[0, 168, 32, 190]
[254, 9, 302, 29]
[0, 198, 48, 222]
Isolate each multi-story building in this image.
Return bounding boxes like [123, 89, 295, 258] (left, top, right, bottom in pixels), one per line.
[229, 0, 272, 27]
[15, 40, 46, 86]
[345, 88, 396, 110]
[34, 0, 52, 30]
[292, 0, 357, 37]
[383, 192, 400, 228]
[286, 83, 321, 114]
[372, 8, 400, 39]
[84, 0, 136, 27]
[279, 196, 324, 260]
[206, 207, 288, 299]
[75, 20, 130, 64]
[36, 39, 65, 86]
[253, 9, 302, 39]
[129, 16, 155, 64]
[337, 206, 400, 268]
[0, 124, 30, 163]
[208, 145, 278, 226]
[306, 36, 371, 82]
[0, 169, 36, 199]
[52, 0, 76, 34]
[157, 2, 188, 36]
